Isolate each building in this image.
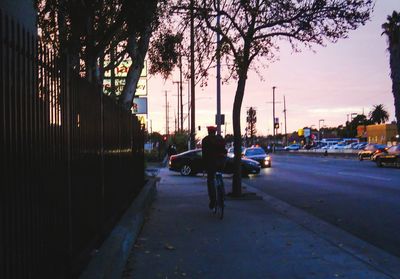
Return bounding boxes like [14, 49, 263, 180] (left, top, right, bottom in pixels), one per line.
[357, 123, 398, 144]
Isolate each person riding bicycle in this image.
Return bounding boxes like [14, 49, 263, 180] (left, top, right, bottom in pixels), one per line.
[202, 126, 227, 209]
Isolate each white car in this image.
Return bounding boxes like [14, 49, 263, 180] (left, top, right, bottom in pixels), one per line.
[344, 142, 359, 149]
[227, 147, 245, 158]
[284, 144, 301, 151]
[332, 142, 347, 149]
[354, 142, 368, 150]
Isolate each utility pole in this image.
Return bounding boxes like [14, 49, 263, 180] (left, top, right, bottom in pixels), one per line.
[216, 0, 222, 136]
[319, 119, 324, 141]
[173, 81, 180, 132]
[272, 86, 276, 153]
[179, 56, 183, 132]
[187, 80, 190, 132]
[283, 95, 287, 145]
[150, 119, 153, 134]
[190, 0, 196, 149]
[165, 91, 169, 136]
[174, 110, 177, 133]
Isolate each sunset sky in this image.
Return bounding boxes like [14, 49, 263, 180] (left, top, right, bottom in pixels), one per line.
[146, 0, 399, 138]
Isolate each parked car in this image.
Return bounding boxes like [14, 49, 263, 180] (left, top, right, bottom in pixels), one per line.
[273, 144, 286, 151]
[358, 144, 386, 161]
[227, 146, 245, 158]
[331, 142, 347, 150]
[344, 142, 360, 149]
[375, 145, 400, 168]
[302, 144, 315, 150]
[243, 147, 271, 168]
[371, 146, 390, 161]
[284, 144, 301, 151]
[354, 142, 368, 150]
[169, 149, 261, 176]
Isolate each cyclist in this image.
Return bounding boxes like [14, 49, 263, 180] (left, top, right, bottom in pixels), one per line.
[202, 126, 227, 209]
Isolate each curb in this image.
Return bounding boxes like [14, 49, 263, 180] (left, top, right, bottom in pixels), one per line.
[79, 177, 159, 279]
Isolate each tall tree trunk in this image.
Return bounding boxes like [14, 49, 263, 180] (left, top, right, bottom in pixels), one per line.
[390, 47, 400, 134]
[84, 14, 98, 83]
[119, 26, 152, 110]
[232, 65, 249, 197]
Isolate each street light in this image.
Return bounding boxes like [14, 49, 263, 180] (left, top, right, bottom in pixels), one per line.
[272, 86, 277, 153]
[216, 0, 222, 135]
[318, 119, 325, 140]
[346, 112, 358, 123]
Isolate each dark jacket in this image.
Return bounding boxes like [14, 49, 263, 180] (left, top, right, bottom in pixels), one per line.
[202, 134, 227, 171]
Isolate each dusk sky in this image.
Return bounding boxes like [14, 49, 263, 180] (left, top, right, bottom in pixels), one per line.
[146, 0, 399, 138]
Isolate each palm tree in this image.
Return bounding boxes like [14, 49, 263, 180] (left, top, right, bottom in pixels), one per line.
[382, 11, 400, 133]
[369, 104, 390, 124]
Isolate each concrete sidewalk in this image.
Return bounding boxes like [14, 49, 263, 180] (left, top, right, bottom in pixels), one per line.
[122, 168, 400, 279]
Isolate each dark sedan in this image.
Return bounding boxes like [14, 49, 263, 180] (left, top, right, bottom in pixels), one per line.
[243, 147, 271, 168]
[168, 149, 261, 176]
[358, 144, 386, 161]
[375, 145, 400, 168]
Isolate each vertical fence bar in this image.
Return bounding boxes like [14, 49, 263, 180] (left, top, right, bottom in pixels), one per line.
[0, 9, 6, 279]
[1, 8, 145, 278]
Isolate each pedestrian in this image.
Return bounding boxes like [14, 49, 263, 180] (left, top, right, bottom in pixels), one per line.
[167, 144, 177, 157]
[202, 126, 227, 209]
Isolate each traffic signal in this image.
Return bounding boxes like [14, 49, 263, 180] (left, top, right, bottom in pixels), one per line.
[162, 135, 167, 142]
[274, 123, 279, 129]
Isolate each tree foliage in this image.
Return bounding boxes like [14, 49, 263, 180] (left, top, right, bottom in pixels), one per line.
[193, 0, 373, 195]
[36, 0, 168, 110]
[148, 32, 183, 79]
[36, 0, 126, 78]
[246, 107, 257, 145]
[382, 10, 400, 133]
[369, 104, 390, 124]
[146, 0, 218, 87]
[341, 114, 372, 138]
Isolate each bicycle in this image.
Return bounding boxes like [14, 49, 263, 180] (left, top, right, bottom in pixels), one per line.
[213, 172, 225, 219]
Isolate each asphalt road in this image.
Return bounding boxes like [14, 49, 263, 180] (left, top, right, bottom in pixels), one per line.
[244, 153, 400, 258]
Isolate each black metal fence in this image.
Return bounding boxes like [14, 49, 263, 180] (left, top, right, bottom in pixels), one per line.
[1, 9, 145, 278]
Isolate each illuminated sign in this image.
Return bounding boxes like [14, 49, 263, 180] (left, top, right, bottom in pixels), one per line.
[132, 97, 147, 114]
[135, 77, 147, 96]
[137, 115, 147, 126]
[104, 59, 147, 78]
[103, 59, 147, 96]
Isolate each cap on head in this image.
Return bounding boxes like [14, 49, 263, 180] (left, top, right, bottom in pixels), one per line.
[207, 126, 217, 133]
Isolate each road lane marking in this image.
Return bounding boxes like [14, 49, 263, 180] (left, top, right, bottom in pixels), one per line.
[338, 172, 392, 181]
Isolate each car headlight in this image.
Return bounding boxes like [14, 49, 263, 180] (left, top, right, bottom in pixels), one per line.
[264, 156, 271, 161]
